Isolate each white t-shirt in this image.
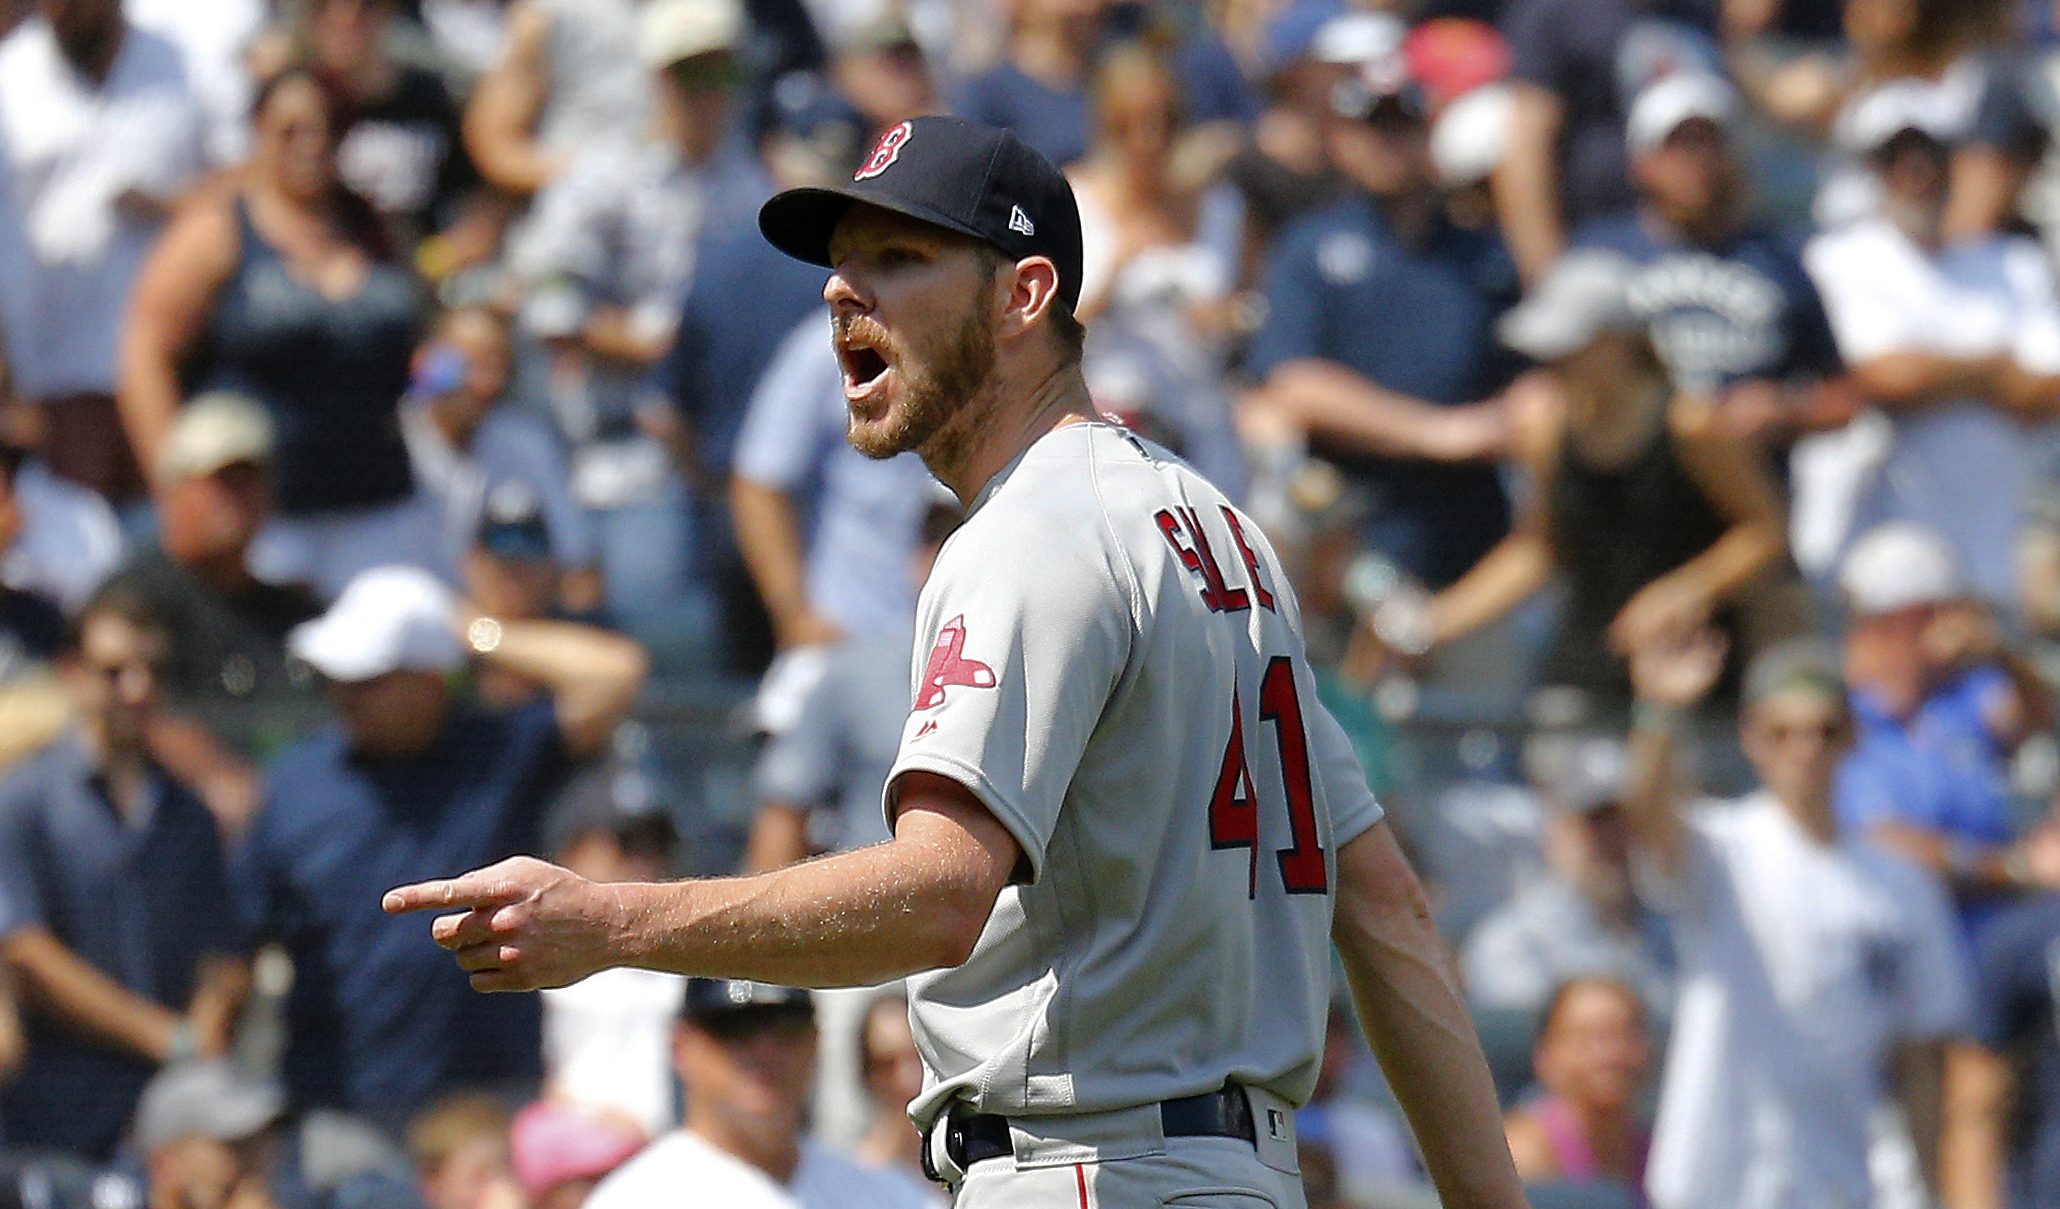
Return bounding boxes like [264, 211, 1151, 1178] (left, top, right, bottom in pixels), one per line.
[0, 19, 207, 398]
[1799, 218, 2060, 600]
[1644, 792, 1968, 1209]
[584, 1131, 932, 1209]
[885, 423, 1385, 1128]
[540, 967, 687, 1138]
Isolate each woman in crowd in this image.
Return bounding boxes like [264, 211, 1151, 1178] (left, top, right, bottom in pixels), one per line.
[1403, 250, 1789, 720]
[120, 65, 434, 599]
[1503, 976, 1655, 1196]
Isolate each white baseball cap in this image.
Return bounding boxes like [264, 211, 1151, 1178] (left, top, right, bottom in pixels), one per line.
[1497, 250, 1639, 362]
[289, 565, 464, 683]
[1431, 82, 1513, 186]
[1841, 80, 1963, 156]
[1838, 522, 1963, 615]
[1313, 12, 1407, 67]
[1625, 72, 1738, 156]
[639, 0, 744, 69]
[157, 392, 273, 485]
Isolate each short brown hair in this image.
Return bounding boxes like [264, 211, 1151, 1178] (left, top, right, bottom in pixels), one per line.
[975, 244, 1086, 364]
[406, 1094, 512, 1175]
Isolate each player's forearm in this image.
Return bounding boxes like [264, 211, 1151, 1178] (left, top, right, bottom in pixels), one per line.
[614, 811, 1009, 987]
[1, 928, 183, 1063]
[1332, 826, 1528, 1209]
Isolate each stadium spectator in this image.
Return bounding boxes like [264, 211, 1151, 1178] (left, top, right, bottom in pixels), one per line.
[1218, 8, 1387, 285]
[1502, 976, 1654, 1194]
[508, 1100, 645, 1209]
[402, 305, 600, 610]
[0, 447, 74, 772]
[1069, 43, 1248, 496]
[763, 10, 941, 185]
[124, 0, 266, 171]
[847, 992, 936, 1199]
[1462, 735, 1676, 1013]
[108, 394, 325, 770]
[409, 1095, 525, 1209]
[460, 484, 594, 673]
[1244, 57, 1521, 591]
[952, 0, 1108, 169]
[0, 0, 209, 504]
[1942, 877, 2060, 1209]
[237, 565, 645, 1133]
[1491, 0, 1719, 283]
[510, 0, 767, 640]
[1834, 524, 2060, 930]
[250, 0, 483, 259]
[121, 66, 439, 601]
[0, 585, 251, 1162]
[460, 0, 649, 197]
[1575, 74, 1852, 449]
[1623, 628, 1968, 1209]
[1798, 86, 2060, 600]
[582, 979, 929, 1209]
[539, 786, 686, 1137]
[1420, 251, 1788, 719]
[135, 1061, 289, 1209]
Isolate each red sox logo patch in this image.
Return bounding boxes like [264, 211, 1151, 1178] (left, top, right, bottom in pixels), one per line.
[854, 121, 913, 181]
[915, 615, 995, 709]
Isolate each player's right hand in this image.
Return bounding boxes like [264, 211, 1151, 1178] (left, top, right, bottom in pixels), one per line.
[382, 856, 630, 993]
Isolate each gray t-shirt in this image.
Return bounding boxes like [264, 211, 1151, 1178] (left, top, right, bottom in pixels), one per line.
[753, 632, 909, 854]
[884, 423, 1384, 1128]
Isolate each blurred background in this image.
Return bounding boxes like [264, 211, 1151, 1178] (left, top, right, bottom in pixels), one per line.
[3, 0, 2060, 1206]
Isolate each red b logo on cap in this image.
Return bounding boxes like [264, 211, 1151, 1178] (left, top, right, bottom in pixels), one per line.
[854, 121, 913, 181]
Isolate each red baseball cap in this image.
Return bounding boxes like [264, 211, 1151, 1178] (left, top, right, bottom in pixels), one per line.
[1402, 19, 1511, 109]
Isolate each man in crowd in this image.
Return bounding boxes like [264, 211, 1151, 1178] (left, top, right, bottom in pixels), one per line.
[1462, 732, 1675, 1014]
[583, 979, 929, 1209]
[0, 585, 250, 1162]
[0, 0, 209, 503]
[1835, 523, 2060, 931]
[1246, 55, 1519, 591]
[109, 394, 324, 770]
[1575, 73, 1850, 448]
[511, 0, 767, 638]
[237, 565, 645, 1134]
[1801, 87, 2060, 600]
[134, 1061, 289, 1209]
[1624, 627, 1967, 1209]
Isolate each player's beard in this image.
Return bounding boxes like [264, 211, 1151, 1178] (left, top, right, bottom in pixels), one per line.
[845, 295, 998, 464]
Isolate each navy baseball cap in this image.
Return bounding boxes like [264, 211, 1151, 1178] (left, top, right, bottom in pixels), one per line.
[758, 115, 1086, 311]
[680, 978, 814, 1021]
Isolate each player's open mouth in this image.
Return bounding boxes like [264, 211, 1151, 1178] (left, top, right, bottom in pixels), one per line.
[838, 340, 893, 403]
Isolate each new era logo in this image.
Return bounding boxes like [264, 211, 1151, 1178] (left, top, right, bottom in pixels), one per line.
[1008, 205, 1035, 236]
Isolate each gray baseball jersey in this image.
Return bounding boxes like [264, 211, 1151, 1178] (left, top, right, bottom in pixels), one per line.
[882, 421, 1385, 1130]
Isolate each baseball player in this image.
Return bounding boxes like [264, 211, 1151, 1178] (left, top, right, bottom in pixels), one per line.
[385, 116, 1525, 1209]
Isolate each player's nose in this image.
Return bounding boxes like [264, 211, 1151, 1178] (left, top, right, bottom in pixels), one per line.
[823, 267, 869, 314]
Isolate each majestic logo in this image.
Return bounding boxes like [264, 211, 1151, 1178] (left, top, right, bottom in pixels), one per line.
[1007, 205, 1035, 236]
[915, 615, 995, 709]
[854, 121, 913, 181]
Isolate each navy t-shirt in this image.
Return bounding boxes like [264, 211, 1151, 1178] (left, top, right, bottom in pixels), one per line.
[1248, 195, 1520, 584]
[954, 61, 1093, 169]
[0, 737, 247, 1160]
[238, 700, 571, 1131]
[1573, 212, 1843, 391]
[1970, 894, 2060, 1209]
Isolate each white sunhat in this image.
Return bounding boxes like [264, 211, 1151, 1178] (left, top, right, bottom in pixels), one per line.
[1840, 79, 1965, 156]
[638, 0, 744, 70]
[1497, 250, 1640, 362]
[1625, 72, 1739, 156]
[1431, 82, 1514, 187]
[289, 564, 465, 684]
[1838, 522, 1964, 616]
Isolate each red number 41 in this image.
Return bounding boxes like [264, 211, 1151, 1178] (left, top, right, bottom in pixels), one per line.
[1209, 656, 1329, 898]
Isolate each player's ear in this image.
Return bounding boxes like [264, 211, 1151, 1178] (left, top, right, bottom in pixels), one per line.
[999, 256, 1061, 343]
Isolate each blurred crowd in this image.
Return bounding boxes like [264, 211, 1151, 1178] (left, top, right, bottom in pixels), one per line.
[3, 0, 2060, 1206]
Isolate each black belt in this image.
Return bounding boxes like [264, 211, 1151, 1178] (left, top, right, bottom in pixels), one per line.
[925, 1086, 1257, 1178]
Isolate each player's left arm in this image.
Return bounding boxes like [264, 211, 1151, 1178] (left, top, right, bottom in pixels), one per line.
[382, 771, 1019, 991]
[1331, 820, 1530, 1209]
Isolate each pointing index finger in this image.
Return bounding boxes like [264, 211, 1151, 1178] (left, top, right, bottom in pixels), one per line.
[382, 870, 503, 916]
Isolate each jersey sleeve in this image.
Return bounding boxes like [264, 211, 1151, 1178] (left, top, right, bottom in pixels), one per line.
[882, 511, 1136, 884]
[1306, 693, 1385, 847]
